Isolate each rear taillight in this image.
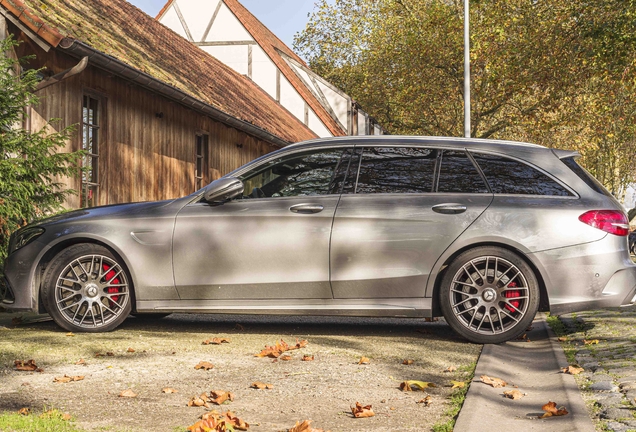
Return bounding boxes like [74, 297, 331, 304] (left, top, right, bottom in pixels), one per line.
[578, 210, 629, 236]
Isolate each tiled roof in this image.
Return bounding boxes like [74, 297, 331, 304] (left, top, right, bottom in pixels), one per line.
[221, 0, 345, 137]
[0, 0, 316, 144]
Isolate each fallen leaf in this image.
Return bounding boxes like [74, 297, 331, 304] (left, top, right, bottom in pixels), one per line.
[209, 390, 234, 405]
[351, 402, 375, 418]
[416, 396, 433, 406]
[400, 380, 437, 391]
[583, 339, 599, 345]
[402, 359, 414, 365]
[18, 407, 30, 416]
[66, 332, 75, 337]
[444, 366, 457, 373]
[14, 360, 43, 373]
[557, 336, 567, 342]
[358, 357, 370, 365]
[539, 401, 569, 418]
[127, 348, 135, 353]
[188, 410, 249, 432]
[302, 354, 314, 361]
[94, 352, 104, 357]
[188, 396, 209, 408]
[280, 354, 292, 361]
[119, 389, 137, 398]
[503, 390, 525, 400]
[561, 365, 584, 375]
[75, 359, 86, 366]
[106, 352, 114, 356]
[516, 333, 527, 340]
[53, 375, 84, 383]
[451, 380, 465, 389]
[202, 337, 231, 345]
[162, 387, 179, 394]
[251, 382, 273, 390]
[480, 375, 507, 388]
[288, 420, 323, 432]
[61, 413, 72, 421]
[194, 361, 214, 370]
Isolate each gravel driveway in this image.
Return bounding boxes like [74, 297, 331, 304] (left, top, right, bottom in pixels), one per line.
[0, 313, 480, 431]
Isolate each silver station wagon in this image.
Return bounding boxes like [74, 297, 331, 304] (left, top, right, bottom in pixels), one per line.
[3, 137, 635, 343]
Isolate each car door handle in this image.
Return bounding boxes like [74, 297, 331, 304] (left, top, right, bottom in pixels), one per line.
[290, 204, 324, 214]
[432, 203, 467, 214]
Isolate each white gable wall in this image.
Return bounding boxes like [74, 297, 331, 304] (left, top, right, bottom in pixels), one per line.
[205, 3, 253, 42]
[316, 81, 349, 132]
[176, 0, 221, 41]
[200, 45, 249, 76]
[251, 45, 277, 97]
[308, 109, 332, 138]
[159, 6, 188, 39]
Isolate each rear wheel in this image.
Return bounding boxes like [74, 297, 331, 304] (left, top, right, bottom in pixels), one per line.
[440, 246, 539, 344]
[42, 244, 132, 332]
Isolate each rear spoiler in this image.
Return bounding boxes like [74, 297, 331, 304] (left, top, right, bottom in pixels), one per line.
[551, 149, 580, 159]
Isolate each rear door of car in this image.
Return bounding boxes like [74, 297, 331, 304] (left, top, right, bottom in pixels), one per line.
[330, 145, 494, 299]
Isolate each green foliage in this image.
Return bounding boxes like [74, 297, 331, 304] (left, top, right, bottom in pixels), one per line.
[295, 0, 636, 195]
[0, 409, 83, 432]
[0, 36, 82, 265]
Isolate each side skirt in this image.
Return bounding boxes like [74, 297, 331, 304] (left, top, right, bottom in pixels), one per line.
[136, 298, 432, 318]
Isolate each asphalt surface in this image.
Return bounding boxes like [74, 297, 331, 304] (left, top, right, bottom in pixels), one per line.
[456, 313, 595, 432]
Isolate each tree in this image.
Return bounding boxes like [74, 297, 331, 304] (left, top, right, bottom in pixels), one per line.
[0, 36, 82, 264]
[295, 0, 636, 196]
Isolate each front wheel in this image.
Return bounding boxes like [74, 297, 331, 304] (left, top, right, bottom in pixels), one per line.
[42, 244, 132, 332]
[440, 247, 540, 344]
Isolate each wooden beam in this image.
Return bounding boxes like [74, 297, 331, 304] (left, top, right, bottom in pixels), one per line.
[247, 44, 252, 79]
[201, 0, 222, 42]
[276, 69, 281, 102]
[196, 40, 256, 47]
[173, 2, 194, 42]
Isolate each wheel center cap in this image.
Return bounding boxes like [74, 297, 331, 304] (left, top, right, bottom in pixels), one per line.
[482, 288, 497, 302]
[85, 283, 99, 298]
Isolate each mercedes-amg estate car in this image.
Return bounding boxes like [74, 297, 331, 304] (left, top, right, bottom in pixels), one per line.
[3, 136, 635, 343]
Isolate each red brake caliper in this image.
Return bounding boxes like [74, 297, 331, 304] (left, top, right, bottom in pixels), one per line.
[103, 263, 120, 305]
[504, 281, 520, 313]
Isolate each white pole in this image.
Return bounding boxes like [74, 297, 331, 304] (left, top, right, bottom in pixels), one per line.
[463, 0, 471, 138]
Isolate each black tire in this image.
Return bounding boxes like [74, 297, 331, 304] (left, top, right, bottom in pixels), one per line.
[440, 246, 540, 344]
[42, 244, 132, 332]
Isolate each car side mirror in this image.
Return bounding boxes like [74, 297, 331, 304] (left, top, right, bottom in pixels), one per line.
[202, 177, 244, 204]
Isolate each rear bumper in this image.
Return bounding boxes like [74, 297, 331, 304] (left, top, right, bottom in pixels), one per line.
[531, 234, 636, 315]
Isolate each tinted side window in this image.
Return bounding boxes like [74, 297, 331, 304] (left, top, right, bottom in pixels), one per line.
[562, 157, 609, 196]
[240, 149, 344, 198]
[355, 147, 437, 194]
[471, 153, 572, 196]
[437, 150, 489, 193]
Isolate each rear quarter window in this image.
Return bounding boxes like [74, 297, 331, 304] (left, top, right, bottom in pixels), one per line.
[471, 153, 573, 196]
[561, 157, 611, 196]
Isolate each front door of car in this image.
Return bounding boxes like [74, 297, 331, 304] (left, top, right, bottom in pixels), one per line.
[172, 147, 348, 300]
[330, 147, 494, 298]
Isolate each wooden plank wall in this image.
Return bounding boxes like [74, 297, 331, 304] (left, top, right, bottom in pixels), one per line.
[16, 33, 280, 209]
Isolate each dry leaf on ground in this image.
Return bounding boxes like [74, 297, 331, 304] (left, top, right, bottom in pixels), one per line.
[557, 336, 567, 342]
[188, 395, 210, 408]
[18, 407, 30, 416]
[444, 366, 457, 373]
[203, 337, 231, 345]
[251, 382, 273, 390]
[402, 359, 414, 365]
[119, 389, 137, 398]
[53, 375, 84, 383]
[162, 387, 179, 394]
[14, 360, 43, 372]
[75, 359, 86, 366]
[288, 419, 330, 432]
[583, 339, 599, 345]
[255, 339, 308, 358]
[561, 365, 584, 375]
[399, 380, 437, 391]
[302, 354, 314, 361]
[351, 402, 375, 418]
[65, 332, 75, 337]
[503, 390, 526, 400]
[450, 380, 465, 389]
[480, 375, 507, 388]
[358, 357, 370, 365]
[416, 396, 433, 406]
[280, 354, 292, 361]
[199, 390, 235, 405]
[187, 410, 249, 432]
[539, 401, 569, 418]
[194, 361, 215, 370]
[127, 348, 135, 353]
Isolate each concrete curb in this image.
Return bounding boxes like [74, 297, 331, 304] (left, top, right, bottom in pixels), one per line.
[454, 313, 594, 431]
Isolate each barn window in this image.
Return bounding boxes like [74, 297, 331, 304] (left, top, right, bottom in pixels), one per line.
[195, 133, 209, 190]
[81, 95, 100, 207]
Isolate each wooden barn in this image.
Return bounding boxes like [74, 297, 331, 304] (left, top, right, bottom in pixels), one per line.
[0, 0, 316, 209]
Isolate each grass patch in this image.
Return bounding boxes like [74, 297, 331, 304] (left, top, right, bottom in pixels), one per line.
[431, 360, 477, 432]
[546, 315, 578, 364]
[0, 409, 83, 432]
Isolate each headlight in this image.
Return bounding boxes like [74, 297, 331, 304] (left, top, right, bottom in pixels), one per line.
[9, 227, 45, 254]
